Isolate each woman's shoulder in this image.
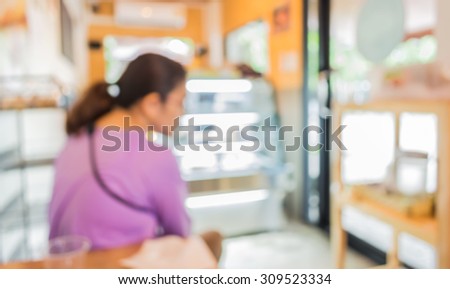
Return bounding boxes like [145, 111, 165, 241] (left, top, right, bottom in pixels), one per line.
[96, 129, 173, 156]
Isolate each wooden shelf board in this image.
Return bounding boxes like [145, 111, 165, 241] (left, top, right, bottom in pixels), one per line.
[343, 195, 438, 246]
[335, 98, 450, 112]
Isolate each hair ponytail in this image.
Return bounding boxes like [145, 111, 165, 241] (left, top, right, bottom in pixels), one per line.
[66, 53, 186, 135]
[66, 81, 114, 135]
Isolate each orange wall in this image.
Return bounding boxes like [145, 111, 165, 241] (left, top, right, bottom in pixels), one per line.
[223, 0, 303, 90]
[87, 7, 205, 84]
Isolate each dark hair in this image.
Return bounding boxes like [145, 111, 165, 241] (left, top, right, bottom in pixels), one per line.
[236, 63, 262, 78]
[66, 53, 186, 135]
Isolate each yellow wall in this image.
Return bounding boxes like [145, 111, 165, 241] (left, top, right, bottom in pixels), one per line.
[87, 7, 205, 84]
[222, 0, 303, 90]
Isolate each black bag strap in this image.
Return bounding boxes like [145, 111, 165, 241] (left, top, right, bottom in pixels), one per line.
[87, 123, 153, 214]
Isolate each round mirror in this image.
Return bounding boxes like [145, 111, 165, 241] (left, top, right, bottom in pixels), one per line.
[356, 0, 404, 63]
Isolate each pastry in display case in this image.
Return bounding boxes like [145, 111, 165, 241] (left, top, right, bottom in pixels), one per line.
[0, 76, 68, 110]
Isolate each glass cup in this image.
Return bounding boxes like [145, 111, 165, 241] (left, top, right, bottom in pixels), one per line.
[44, 236, 91, 269]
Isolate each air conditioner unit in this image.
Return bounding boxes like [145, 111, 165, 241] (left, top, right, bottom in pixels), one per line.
[114, 1, 187, 29]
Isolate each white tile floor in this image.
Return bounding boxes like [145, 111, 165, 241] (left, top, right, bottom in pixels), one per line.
[220, 222, 375, 269]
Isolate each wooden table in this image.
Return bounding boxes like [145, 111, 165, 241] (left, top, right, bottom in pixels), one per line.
[0, 243, 142, 269]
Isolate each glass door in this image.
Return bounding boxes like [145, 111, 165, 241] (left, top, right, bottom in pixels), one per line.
[302, 0, 331, 229]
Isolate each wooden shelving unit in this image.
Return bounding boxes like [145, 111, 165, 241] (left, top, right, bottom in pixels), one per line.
[331, 98, 450, 268]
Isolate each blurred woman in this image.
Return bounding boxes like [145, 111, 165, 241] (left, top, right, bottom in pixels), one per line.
[49, 53, 221, 260]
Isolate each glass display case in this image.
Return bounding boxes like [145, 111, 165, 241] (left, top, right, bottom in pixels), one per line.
[176, 78, 290, 236]
[0, 76, 69, 263]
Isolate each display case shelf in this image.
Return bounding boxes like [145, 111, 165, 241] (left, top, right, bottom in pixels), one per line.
[0, 154, 55, 172]
[183, 167, 264, 182]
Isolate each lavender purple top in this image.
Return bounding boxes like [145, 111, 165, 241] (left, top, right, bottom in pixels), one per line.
[49, 129, 191, 250]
